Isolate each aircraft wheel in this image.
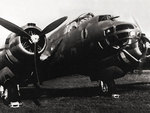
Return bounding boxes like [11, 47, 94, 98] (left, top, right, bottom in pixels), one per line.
[98, 79, 116, 96]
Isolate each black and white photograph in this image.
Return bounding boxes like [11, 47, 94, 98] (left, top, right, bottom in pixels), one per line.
[0, 0, 150, 112]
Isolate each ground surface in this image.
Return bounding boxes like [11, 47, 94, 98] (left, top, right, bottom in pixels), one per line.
[1, 71, 150, 113]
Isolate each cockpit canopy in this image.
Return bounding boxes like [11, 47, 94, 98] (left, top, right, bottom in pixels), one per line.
[66, 13, 94, 33]
[76, 13, 94, 22]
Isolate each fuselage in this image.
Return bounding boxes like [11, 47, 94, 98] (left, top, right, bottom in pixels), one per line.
[41, 14, 147, 82]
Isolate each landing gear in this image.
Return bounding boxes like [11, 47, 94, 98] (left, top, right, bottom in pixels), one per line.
[0, 81, 22, 108]
[98, 79, 120, 98]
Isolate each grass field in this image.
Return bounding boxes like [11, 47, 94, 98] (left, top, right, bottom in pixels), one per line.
[1, 71, 150, 113]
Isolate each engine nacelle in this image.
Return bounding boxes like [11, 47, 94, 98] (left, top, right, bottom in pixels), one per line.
[5, 23, 47, 64]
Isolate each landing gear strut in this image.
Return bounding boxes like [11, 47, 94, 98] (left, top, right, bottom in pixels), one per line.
[0, 81, 22, 108]
[98, 79, 120, 98]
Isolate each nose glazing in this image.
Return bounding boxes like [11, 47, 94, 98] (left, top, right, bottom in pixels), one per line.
[104, 24, 140, 47]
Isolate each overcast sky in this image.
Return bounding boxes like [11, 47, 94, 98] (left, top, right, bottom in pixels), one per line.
[0, 0, 150, 46]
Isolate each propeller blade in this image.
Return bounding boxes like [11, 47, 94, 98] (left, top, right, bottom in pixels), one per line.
[40, 16, 67, 36]
[33, 42, 40, 85]
[132, 17, 141, 31]
[0, 17, 30, 38]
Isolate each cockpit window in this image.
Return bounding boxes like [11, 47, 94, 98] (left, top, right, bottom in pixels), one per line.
[98, 15, 111, 21]
[116, 24, 134, 31]
[98, 15, 120, 22]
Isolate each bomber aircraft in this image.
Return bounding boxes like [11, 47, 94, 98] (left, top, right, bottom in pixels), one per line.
[0, 13, 149, 108]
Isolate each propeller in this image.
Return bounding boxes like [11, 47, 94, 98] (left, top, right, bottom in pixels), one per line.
[132, 17, 149, 74]
[137, 34, 150, 74]
[0, 16, 68, 85]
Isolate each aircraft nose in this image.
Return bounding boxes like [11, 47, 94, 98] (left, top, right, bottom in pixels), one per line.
[104, 23, 140, 47]
[103, 23, 148, 61]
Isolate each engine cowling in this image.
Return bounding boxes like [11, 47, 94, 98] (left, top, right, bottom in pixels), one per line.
[5, 23, 47, 64]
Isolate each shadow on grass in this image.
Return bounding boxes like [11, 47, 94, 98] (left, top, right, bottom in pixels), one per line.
[20, 82, 150, 100]
[116, 82, 150, 93]
[20, 86, 100, 100]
